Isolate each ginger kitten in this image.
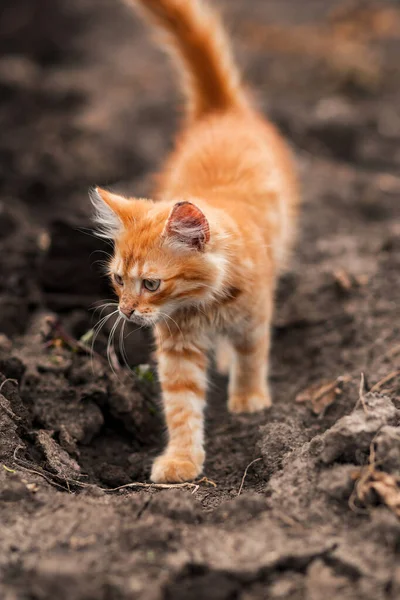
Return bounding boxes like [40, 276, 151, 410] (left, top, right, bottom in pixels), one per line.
[91, 0, 299, 483]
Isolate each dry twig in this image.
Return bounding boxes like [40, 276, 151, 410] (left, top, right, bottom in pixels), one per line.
[0, 378, 18, 394]
[10, 446, 215, 495]
[370, 370, 400, 393]
[357, 372, 369, 414]
[237, 458, 262, 496]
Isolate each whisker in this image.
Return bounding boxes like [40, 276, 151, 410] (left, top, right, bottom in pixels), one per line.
[76, 227, 114, 249]
[90, 309, 119, 374]
[92, 310, 118, 334]
[90, 302, 118, 319]
[89, 249, 112, 260]
[124, 324, 147, 339]
[90, 298, 116, 308]
[107, 316, 122, 376]
[158, 311, 184, 342]
[91, 259, 111, 270]
[119, 319, 134, 373]
[91, 302, 117, 311]
[160, 314, 172, 337]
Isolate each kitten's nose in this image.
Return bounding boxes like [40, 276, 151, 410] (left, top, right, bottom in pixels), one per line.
[119, 306, 135, 319]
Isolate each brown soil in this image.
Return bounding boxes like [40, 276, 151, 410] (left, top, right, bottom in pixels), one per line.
[1, 1, 400, 598]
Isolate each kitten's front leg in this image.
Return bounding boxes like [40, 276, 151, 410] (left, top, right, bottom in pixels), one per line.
[151, 327, 208, 483]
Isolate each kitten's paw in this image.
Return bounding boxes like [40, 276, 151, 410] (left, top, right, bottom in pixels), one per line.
[150, 455, 202, 483]
[228, 390, 272, 414]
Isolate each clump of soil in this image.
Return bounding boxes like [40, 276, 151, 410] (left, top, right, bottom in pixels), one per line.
[1, 0, 400, 598]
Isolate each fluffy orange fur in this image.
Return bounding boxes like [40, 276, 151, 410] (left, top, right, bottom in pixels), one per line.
[91, 0, 299, 482]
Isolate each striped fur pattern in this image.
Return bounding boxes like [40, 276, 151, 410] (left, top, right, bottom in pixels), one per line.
[91, 0, 300, 482]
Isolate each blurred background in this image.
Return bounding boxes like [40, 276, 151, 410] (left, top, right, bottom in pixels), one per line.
[0, 0, 399, 359]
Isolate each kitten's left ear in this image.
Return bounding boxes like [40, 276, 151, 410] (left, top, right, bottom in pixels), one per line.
[164, 201, 210, 251]
[89, 187, 132, 239]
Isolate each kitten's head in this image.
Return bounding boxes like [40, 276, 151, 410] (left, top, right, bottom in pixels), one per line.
[91, 188, 226, 325]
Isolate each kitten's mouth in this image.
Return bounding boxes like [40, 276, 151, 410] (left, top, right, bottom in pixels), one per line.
[131, 315, 154, 326]
[119, 310, 156, 327]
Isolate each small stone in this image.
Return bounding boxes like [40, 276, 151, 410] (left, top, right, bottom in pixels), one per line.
[0, 356, 26, 382]
[97, 463, 131, 488]
[317, 393, 399, 465]
[318, 464, 357, 501]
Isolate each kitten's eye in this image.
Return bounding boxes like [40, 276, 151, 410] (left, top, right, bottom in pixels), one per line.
[113, 273, 124, 286]
[143, 279, 161, 292]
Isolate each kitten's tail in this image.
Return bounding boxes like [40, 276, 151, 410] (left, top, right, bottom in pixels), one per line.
[126, 0, 247, 120]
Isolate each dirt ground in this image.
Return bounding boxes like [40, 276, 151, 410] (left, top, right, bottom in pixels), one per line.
[1, 0, 400, 598]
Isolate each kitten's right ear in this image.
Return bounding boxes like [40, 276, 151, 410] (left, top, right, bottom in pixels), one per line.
[164, 201, 210, 251]
[89, 187, 130, 239]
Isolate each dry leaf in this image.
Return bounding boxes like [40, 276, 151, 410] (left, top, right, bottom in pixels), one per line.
[334, 269, 352, 291]
[296, 376, 350, 415]
[370, 472, 400, 516]
[355, 470, 400, 518]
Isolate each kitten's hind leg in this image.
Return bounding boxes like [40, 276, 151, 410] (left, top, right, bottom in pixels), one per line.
[215, 336, 232, 375]
[228, 320, 272, 414]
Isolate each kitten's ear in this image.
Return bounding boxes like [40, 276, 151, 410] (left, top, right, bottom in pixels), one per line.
[164, 201, 210, 251]
[89, 187, 131, 239]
